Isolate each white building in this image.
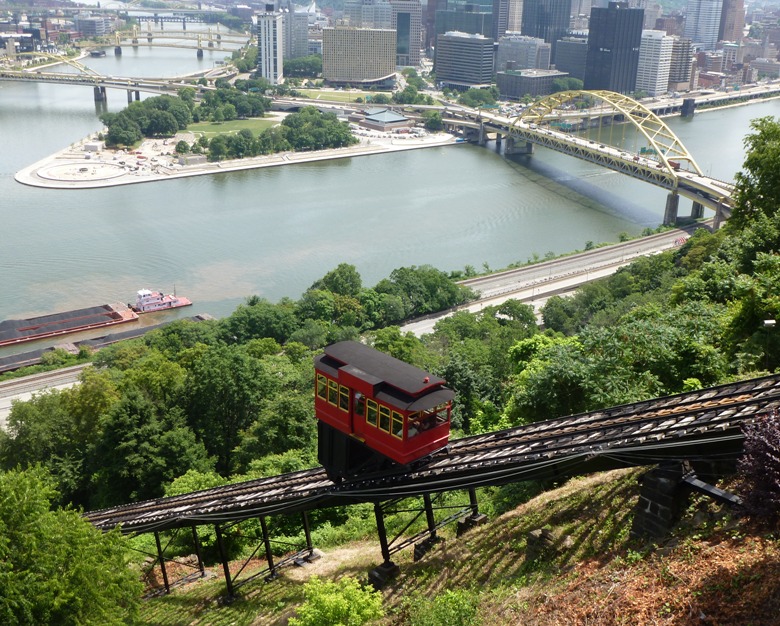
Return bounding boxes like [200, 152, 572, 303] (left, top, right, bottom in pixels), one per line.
[636, 29, 673, 96]
[683, 0, 724, 50]
[258, 11, 285, 84]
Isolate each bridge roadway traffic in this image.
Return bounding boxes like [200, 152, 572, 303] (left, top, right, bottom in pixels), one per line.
[84, 372, 780, 536]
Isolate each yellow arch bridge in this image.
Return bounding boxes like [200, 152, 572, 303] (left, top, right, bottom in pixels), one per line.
[448, 90, 734, 228]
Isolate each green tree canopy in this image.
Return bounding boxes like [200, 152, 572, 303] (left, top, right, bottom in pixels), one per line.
[0, 466, 142, 625]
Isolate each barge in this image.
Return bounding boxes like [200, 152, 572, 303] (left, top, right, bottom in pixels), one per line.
[0, 304, 139, 347]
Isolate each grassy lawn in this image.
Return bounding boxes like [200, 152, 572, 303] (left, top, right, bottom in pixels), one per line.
[296, 88, 392, 103]
[188, 118, 280, 138]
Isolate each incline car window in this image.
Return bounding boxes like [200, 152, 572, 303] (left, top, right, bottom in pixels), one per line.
[391, 411, 403, 439]
[316, 374, 328, 400]
[379, 406, 391, 433]
[339, 385, 350, 412]
[328, 380, 338, 405]
[366, 399, 378, 426]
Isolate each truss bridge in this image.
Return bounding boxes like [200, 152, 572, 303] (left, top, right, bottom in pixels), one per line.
[445, 90, 735, 228]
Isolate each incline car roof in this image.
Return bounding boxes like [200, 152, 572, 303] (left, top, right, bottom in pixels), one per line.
[321, 340, 448, 395]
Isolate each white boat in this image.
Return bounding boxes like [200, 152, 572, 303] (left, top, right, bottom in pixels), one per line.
[131, 289, 192, 313]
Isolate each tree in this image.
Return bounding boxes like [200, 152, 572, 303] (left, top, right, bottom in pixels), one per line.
[310, 263, 363, 297]
[731, 116, 780, 229]
[90, 389, 213, 506]
[423, 110, 444, 131]
[288, 577, 384, 626]
[0, 467, 142, 625]
[175, 140, 190, 154]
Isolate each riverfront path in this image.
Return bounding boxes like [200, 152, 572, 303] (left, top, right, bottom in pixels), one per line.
[14, 131, 459, 190]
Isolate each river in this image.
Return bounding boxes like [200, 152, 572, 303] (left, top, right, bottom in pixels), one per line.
[0, 44, 777, 332]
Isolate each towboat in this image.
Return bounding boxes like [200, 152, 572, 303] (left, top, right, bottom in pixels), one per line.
[131, 289, 192, 313]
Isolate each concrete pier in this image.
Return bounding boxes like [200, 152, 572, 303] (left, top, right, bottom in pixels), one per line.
[663, 191, 679, 226]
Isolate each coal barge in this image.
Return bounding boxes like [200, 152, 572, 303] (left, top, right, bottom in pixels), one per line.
[0, 304, 139, 347]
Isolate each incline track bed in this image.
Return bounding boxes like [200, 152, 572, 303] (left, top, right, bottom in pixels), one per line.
[85, 374, 780, 534]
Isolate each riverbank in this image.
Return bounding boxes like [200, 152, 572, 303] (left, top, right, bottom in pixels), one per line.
[14, 130, 460, 190]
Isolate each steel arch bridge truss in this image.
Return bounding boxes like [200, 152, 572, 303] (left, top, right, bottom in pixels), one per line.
[510, 90, 703, 185]
[16, 53, 104, 80]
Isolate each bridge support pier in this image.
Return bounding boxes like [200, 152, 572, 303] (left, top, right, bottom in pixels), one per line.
[691, 201, 704, 220]
[478, 122, 487, 147]
[114, 46, 122, 56]
[127, 90, 133, 104]
[197, 48, 204, 59]
[663, 191, 679, 226]
[495, 133, 502, 152]
[714, 207, 725, 230]
[93, 86, 107, 103]
[504, 136, 533, 155]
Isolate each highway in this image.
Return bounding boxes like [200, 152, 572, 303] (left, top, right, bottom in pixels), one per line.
[401, 223, 704, 336]
[0, 364, 89, 430]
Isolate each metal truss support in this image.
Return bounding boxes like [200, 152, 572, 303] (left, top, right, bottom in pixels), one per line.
[260, 516, 277, 581]
[215, 513, 321, 598]
[154, 531, 170, 594]
[214, 524, 235, 598]
[191, 526, 206, 578]
[369, 491, 484, 586]
[370, 502, 401, 588]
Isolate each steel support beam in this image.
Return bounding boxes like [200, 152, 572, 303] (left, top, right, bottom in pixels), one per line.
[154, 531, 170, 594]
[191, 526, 206, 578]
[260, 516, 277, 581]
[215, 525, 235, 598]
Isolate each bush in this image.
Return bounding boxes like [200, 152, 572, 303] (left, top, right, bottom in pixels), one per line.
[737, 409, 780, 524]
[288, 576, 384, 626]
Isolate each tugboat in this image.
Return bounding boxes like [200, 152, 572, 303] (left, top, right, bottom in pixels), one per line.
[131, 289, 192, 313]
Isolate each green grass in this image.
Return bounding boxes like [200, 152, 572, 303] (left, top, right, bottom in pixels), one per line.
[296, 89, 392, 103]
[189, 118, 279, 138]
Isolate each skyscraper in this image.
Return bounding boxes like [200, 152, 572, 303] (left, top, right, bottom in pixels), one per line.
[493, 0, 511, 41]
[520, 0, 572, 62]
[390, 0, 422, 66]
[636, 29, 673, 95]
[668, 36, 694, 91]
[683, 0, 724, 50]
[343, 0, 422, 67]
[584, 1, 644, 93]
[434, 31, 495, 87]
[257, 10, 284, 84]
[718, 0, 745, 43]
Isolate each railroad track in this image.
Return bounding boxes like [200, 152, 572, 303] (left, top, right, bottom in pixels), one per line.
[85, 374, 780, 534]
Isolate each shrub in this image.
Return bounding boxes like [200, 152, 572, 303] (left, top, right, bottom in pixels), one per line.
[288, 576, 384, 626]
